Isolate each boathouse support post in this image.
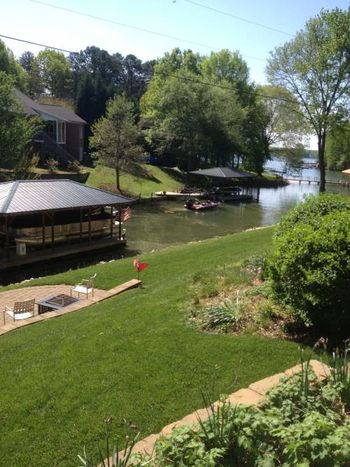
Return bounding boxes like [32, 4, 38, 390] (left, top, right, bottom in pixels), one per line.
[51, 212, 55, 250]
[4, 215, 10, 260]
[110, 205, 114, 238]
[88, 208, 91, 243]
[118, 206, 122, 240]
[79, 209, 83, 241]
[42, 213, 46, 248]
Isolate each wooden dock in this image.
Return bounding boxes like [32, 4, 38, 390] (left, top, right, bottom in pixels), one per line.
[154, 191, 207, 199]
[0, 237, 126, 271]
[285, 178, 343, 186]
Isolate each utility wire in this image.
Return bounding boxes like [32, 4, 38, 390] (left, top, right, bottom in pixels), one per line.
[0, 33, 299, 108]
[0, 33, 76, 54]
[182, 0, 294, 37]
[28, 0, 266, 62]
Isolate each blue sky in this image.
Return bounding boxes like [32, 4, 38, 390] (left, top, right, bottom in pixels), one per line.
[1, 0, 349, 85]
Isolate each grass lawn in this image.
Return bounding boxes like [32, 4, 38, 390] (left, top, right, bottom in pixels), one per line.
[0, 227, 302, 466]
[87, 164, 185, 197]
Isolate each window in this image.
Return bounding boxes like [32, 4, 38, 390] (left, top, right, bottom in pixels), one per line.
[57, 122, 66, 143]
[45, 121, 56, 140]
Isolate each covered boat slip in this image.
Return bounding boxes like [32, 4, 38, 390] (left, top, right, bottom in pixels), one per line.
[0, 180, 133, 271]
[189, 166, 258, 202]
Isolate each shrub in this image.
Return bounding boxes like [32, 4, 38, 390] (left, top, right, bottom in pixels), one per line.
[193, 299, 241, 333]
[46, 157, 59, 172]
[268, 194, 350, 331]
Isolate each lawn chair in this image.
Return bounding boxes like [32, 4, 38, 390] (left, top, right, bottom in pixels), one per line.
[4, 299, 36, 322]
[71, 273, 97, 298]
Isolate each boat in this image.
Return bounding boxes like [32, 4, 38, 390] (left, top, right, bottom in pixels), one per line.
[184, 199, 220, 211]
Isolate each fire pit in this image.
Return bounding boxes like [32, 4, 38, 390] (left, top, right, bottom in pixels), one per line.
[37, 294, 79, 314]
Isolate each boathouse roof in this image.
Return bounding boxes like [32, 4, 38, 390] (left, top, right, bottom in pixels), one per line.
[190, 167, 254, 178]
[0, 179, 132, 215]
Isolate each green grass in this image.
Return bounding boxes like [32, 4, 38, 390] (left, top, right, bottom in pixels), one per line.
[0, 227, 302, 466]
[87, 164, 185, 197]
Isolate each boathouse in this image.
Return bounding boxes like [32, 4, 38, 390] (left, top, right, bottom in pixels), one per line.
[0, 179, 133, 270]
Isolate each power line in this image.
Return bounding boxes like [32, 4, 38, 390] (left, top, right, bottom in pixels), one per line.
[182, 0, 293, 37]
[0, 32, 298, 108]
[28, 0, 266, 62]
[0, 33, 77, 54]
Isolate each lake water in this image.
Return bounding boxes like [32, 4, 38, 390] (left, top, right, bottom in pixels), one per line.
[126, 166, 349, 254]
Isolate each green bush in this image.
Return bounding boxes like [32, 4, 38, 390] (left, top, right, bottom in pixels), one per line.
[191, 299, 241, 333]
[268, 194, 350, 331]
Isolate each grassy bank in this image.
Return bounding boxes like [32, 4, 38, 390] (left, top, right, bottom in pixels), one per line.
[87, 164, 185, 197]
[0, 228, 302, 466]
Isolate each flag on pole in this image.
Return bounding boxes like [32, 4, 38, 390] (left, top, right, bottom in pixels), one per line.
[122, 206, 132, 222]
[133, 258, 149, 278]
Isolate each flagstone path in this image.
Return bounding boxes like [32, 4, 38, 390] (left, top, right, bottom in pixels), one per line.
[117, 360, 329, 460]
[0, 279, 141, 336]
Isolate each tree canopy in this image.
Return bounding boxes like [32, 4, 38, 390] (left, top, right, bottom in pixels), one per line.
[141, 48, 270, 174]
[266, 7, 350, 191]
[0, 72, 41, 172]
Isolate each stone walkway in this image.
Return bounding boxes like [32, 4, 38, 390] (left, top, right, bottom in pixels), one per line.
[0, 279, 141, 336]
[124, 360, 329, 458]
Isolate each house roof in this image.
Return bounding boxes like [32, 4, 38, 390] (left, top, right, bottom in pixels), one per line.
[190, 167, 254, 178]
[14, 90, 86, 124]
[0, 180, 132, 215]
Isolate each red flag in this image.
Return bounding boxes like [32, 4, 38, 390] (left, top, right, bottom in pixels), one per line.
[122, 206, 132, 222]
[137, 261, 149, 273]
[133, 258, 149, 273]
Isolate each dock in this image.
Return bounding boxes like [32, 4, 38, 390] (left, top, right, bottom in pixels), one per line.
[285, 178, 345, 186]
[0, 237, 126, 271]
[154, 191, 207, 199]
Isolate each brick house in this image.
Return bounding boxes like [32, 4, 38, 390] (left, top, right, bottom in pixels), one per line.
[15, 90, 86, 166]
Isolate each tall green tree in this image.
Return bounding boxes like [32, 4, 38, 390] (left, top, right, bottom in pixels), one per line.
[326, 123, 350, 170]
[141, 49, 247, 172]
[35, 49, 72, 98]
[89, 95, 142, 192]
[266, 7, 350, 192]
[0, 40, 27, 90]
[19, 51, 43, 97]
[0, 72, 41, 172]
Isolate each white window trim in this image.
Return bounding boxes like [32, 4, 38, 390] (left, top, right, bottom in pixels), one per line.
[56, 121, 66, 144]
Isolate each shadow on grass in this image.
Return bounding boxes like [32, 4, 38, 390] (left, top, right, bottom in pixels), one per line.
[2, 247, 141, 286]
[127, 162, 161, 183]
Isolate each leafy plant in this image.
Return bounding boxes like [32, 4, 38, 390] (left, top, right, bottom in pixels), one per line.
[67, 159, 82, 172]
[268, 194, 350, 332]
[196, 299, 241, 333]
[46, 157, 59, 172]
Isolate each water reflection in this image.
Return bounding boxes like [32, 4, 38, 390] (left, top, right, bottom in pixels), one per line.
[126, 175, 349, 253]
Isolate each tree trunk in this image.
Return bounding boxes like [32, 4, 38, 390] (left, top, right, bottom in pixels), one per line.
[115, 166, 121, 193]
[318, 132, 326, 193]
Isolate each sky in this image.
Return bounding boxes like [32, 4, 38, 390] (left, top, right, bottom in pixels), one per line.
[2, 0, 349, 84]
[1, 0, 349, 149]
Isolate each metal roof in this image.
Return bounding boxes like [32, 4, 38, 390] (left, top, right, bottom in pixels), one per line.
[0, 180, 132, 215]
[15, 90, 86, 124]
[190, 167, 254, 178]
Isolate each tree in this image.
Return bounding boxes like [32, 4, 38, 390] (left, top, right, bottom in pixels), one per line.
[325, 123, 350, 170]
[35, 49, 72, 97]
[19, 51, 43, 97]
[89, 95, 142, 192]
[0, 72, 41, 172]
[266, 8, 350, 192]
[0, 40, 27, 90]
[141, 49, 247, 172]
